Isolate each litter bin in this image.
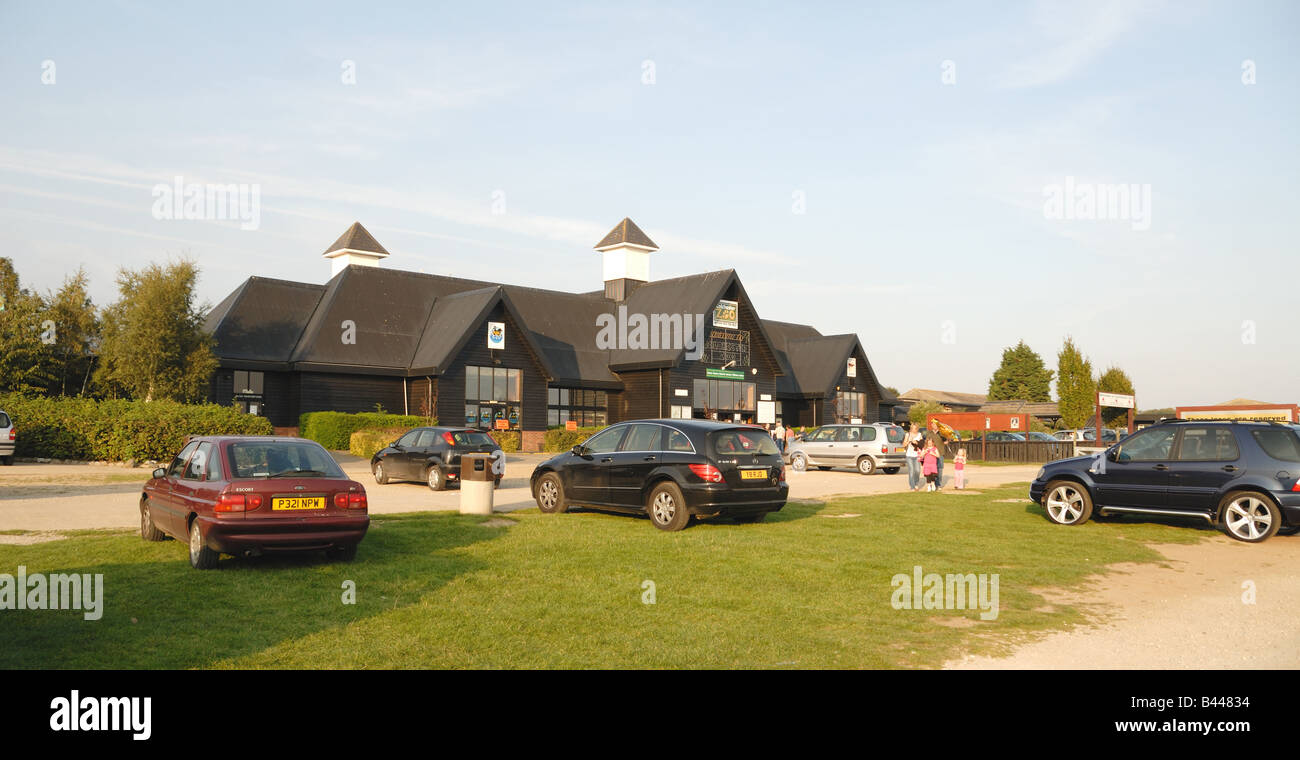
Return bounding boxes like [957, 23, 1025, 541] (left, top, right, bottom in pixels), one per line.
[459, 453, 495, 515]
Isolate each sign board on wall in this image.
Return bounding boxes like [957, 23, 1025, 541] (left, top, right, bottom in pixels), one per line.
[565, 420, 578, 431]
[713, 300, 738, 329]
[1098, 392, 1135, 409]
[494, 418, 509, 430]
[706, 368, 745, 380]
[487, 322, 505, 350]
[757, 400, 776, 424]
[1177, 404, 1298, 422]
[928, 413, 1029, 432]
[847, 358, 857, 377]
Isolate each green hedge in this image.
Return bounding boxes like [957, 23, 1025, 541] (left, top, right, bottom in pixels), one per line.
[488, 430, 521, 453]
[299, 411, 432, 450]
[0, 393, 274, 462]
[348, 427, 410, 460]
[541, 426, 605, 452]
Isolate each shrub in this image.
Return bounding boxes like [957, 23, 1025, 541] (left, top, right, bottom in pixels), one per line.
[299, 411, 433, 450]
[348, 427, 410, 460]
[0, 393, 273, 462]
[542, 426, 604, 452]
[487, 430, 521, 452]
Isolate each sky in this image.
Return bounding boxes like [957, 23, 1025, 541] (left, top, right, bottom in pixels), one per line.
[1, 0, 1297, 408]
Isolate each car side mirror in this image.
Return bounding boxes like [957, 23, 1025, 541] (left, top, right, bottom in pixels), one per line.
[571, 444, 586, 456]
[391, 442, 403, 449]
[152, 467, 166, 479]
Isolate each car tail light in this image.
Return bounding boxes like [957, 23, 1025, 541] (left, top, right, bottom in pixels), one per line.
[688, 463, 724, 483]
[334, 492, 348, 508]
[442, 431, 456, 445]
[7, 429, 13, 441]
[778, 466, 786, 483]
[1292, 481, 1300, 493]
[216, 493, 262, 513]
[348, 491, 368, 509]
[881, 445, 888, 454]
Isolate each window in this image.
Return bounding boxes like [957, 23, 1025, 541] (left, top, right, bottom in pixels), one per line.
[1252, 428, 1300, 462]
[1176, 427, 1239, 461]
[182, 442, 216, 481]
[582, 426, 625, 454]
[835, 391, 866, 421]
[709, 429, 779, 455]
[836, 426, 876, 442]
[809, 427, 837, 442]
[228, 441, 345, 479]
[415, 430, 438, 448]
[168, 441, 199, 478]
[398, 430, 421, 448]
[666, 429, 694, 452]
[691, 379, 756, 412]
[233, 370, 264, 395]
[1115, 427, 1177, 462]
[670, 404, 691, 419]
[465, 366, 522, 430]
[547, 386, 606, 428]
[621, 424, 662, 452]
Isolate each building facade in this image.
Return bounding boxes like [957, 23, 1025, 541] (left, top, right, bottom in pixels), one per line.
[205, 218, 894, 450]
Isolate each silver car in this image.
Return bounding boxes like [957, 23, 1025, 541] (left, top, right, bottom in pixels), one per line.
[0, 410, 13, 465]
[786, 423, 907, 475]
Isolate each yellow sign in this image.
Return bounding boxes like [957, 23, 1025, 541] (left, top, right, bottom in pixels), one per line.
[272, 497, 325, 511]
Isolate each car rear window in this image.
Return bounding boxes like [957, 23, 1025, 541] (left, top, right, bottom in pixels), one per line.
[709, 429, 779, 456]
[228, 442, 345, 479]
[0, 412, 9, 428]
[1251, 428, 1300, 463]
[451, 431, 495, 446]
[884, 426, 905, 443]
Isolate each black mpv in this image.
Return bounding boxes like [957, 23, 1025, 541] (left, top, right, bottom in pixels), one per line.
[530, 419, 788, 531]
[1030, 420, 1300, 543]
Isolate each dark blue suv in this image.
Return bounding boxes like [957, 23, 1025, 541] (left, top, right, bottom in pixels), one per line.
[1030, 420, 1300, 543]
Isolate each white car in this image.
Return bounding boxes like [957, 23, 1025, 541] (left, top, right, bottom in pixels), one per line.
[0, 410, 14, 465]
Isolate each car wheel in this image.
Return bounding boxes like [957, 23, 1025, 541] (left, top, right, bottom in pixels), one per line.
[857, 456, 876, 476]
[535, 472, 568, 514]
[426, 466, 447, 491]
[1277, 525, 1300, 537]
[883, 467, 900, 474]
[1219, 491, 1280, 543]
[373, 461, 389, 485]
[188, 520, 219, 570]
[1043, 480, 1092, 526]
[648, 482, 690, 532]
[140, 499, 167, 542]
[326, 544, 358, 562]
[790, 453, 807, 471]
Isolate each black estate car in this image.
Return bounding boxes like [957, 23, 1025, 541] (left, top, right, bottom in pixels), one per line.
[530, 419, 788, 531]
[1030, 420, 1300, 543]
[371, 427, 503, 490]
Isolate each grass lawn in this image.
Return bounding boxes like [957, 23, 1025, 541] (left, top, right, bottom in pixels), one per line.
[0, 483, 1209, 669]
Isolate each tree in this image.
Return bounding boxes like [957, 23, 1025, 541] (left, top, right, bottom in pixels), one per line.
[908, 400, 944, 426]
[987, 340, 1053, 402]
[95, 260, 217, 402]
[1056, 337, 1095, 428]
[0, 258, 57, 395]
[43, 268, 100, 396]
[1097, 366, 1136, 427]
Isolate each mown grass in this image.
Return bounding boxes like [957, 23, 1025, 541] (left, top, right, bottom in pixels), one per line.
[0, 483, 1209, 669]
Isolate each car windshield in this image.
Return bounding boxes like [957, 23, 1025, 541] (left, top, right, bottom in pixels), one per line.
[710, 429, 780, 456]
[451, 431, 495, 446]
[228, 441, 345, 479]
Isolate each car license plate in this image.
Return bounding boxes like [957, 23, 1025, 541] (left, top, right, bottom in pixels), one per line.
[740, 469, 768, 480]
[272, 496, 325, 511]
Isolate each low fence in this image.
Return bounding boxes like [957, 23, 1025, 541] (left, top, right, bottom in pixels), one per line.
[942, 440, 1076, 464]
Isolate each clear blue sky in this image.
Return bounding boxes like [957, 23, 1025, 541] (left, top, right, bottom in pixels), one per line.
[2, 1, 1297, 408]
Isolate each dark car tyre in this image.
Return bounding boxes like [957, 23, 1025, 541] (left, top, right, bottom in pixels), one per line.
[188, 520, 219, 570]
[883, 467, 900, 474]
[857, 456, 876, 476]
[373, 461, 389, 485]
[326, 544, 358, 562]
[789, 453, 807, 471]
[1043, 480, 1093, 526]
[1277, 525, 1300, 537]
[535, 472, 569, 514]
[426, 465, 447, 491]
[648, 481, 690, 532]
[140, 499, 167, 542]
[1219, 491, 1281, 543]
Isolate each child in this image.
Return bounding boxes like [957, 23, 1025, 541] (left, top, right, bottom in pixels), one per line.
[921, 440, 939, 491]
[954, 448, 967, 490]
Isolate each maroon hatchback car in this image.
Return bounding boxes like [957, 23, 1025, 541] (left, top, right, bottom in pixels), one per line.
[140, 436, 370, 569]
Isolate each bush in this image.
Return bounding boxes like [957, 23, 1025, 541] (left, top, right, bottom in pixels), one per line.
[0, 393, 274, 462]
[542, 426, 604, 452]
[486, 430, 521, 452]
[348, 427, 410, 460]
[299, 411, 433, 450]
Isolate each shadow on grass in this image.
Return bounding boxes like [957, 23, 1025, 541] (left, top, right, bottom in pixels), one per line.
[0, 512, 507, 669]
[559, 497, 829, 528]
[1019, 501, 1224, 536]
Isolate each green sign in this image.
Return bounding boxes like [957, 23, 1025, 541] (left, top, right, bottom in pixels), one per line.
[706, 368, 745, 380]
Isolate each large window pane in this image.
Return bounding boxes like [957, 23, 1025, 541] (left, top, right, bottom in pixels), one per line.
[465, 366, 478, 400]
[548, 387, 558, 406]
[479, 369, 492, 401]
[694, 379, 707, 407]
[717, 381, 733, 410]
[493, 368, 507, 401]
[559, 388, 569, 406]
[508, 369, 521, 402]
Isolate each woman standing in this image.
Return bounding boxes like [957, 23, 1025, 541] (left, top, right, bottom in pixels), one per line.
[904, 423, 922, 491]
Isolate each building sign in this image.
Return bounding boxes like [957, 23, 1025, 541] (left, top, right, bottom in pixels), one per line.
[847, 358, 857, 377]
[487, 321, 506, 350]
[713, 299, 738, 329]
[706, 368, 745, 380]
[706, 328, 750, 366]
[1098, 392, 1135, 409]
[565, 419, 578, 431]
[930, 413, 1029, 433]
[494, 418, 509, 430]
[757, 400, 776, 424]
[1177, 404, 1298, 422]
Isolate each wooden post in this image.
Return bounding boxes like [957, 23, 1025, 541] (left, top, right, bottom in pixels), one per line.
[1128, 405, 1135, 434]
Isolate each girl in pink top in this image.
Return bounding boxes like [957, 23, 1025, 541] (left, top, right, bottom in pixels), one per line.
[954, 448, 967, 490]
[921, 441, 940, 491]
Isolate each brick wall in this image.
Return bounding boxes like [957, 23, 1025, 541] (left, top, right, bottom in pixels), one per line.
[521, 430, 544, 453]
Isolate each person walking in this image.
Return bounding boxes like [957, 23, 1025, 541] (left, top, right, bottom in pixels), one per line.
[772, 421, 786, 454]
[904, 423, 922, 491]
[924, 418, 946, 490]
[785, 425, 796, 450]
[954, 447, 967, 490]
[921, 439, 940, 491]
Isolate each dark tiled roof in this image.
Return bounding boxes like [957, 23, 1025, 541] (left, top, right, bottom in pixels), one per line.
[323, 222, 390, 256]
[205, 277, 326, 364]
[594, 217, 658, 250]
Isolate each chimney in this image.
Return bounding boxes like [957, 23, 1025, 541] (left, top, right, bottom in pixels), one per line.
[594, 217, 658, 301]
[323, 222, 390, 277]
